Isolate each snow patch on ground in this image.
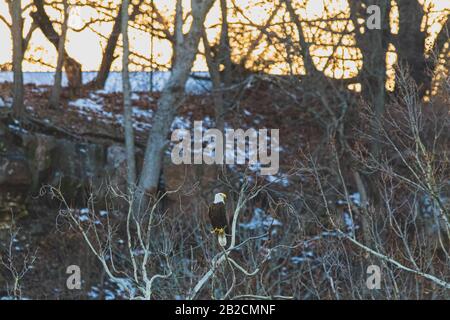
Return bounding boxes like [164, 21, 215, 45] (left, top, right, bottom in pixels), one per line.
[132, 107, 153, 118]
[171, 116, 191, 130]
[0, 97, 7, 108]
[335, 192, 362, 235]
[336, 192, 362, 207]
[8, 119, 28, 133]
[68, 95, 153, 132]
[239, 208, 282, 233]
[69, 98, 114, 118]
[290, 250, 315, 264]
[265, 174, 290, 187]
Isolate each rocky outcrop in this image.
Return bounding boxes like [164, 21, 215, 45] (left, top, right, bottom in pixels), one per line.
[0, 122, 32, 228]
[106, 144, 128, 191]
[0, 152, 31, 188]
[0, 119, 132, 228]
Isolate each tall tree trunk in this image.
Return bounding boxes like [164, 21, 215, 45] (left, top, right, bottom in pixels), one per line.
[203, 31, 224, 133]
[10, 0, 24, 118]
[134, 0, 214, 211]
[203, 29, 227, 181]
[218, 0, 232, 90]
[349, 0, 390, 158]
[122, 0, 136, 191]
[92, 5, 123, 90]
[49, 0, 69, 108]
[396, 0, 429, 97]
[91, 0, 143, 90]
[349, 1, 391, 256]
[171, 0, 184, 69]
[31, 0, 82, 97]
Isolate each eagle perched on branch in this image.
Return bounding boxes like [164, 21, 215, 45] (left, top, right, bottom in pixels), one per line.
[208, 193, 229, 247]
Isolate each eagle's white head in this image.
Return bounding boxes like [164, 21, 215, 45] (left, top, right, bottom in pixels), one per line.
[214, 192, 227, 204]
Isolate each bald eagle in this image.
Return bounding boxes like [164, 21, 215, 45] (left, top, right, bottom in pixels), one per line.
[208, 193, 229, 247]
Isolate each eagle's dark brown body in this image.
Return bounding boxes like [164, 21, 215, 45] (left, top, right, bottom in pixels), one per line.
[208, 202, 229, 234]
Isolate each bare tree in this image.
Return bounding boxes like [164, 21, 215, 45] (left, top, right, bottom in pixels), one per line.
[89, 0, 144, 89]
[49, 0, 69, 108]
[135, 0, 215, 203]
[121, 0, 136, 191]
[8, 0, 24, 117]
[218, 0, 232, 90]
[202, 31, 225, 134]
[1, 223, 37, 299]
[31, 0, 82, 97]
[201, 0, 235, 134]
[90, 3, 123, 90]
[395, 0, 446, 97]
[45, 184, 173, 300]
[348, 0, 391, 191]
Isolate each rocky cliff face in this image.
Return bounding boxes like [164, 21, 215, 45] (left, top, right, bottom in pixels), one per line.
[0, 118, 128, 229]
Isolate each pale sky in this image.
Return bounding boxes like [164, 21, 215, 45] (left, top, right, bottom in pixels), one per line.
[0, 0, 448, 76]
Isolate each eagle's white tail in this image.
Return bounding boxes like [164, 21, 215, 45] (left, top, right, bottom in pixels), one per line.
[218, 234, 227, 247]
